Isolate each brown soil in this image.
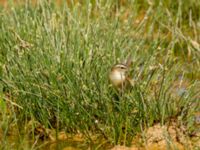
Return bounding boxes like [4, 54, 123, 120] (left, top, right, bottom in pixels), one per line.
[111, 121, 200, 150]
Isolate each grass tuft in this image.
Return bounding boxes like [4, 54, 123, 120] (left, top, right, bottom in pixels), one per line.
[0, 0, 199, 149]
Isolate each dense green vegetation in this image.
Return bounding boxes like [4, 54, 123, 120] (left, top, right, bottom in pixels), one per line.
[0, 0, 199, 149]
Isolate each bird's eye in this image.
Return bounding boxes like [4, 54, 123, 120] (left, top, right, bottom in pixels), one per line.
[115, 64, 127, 70]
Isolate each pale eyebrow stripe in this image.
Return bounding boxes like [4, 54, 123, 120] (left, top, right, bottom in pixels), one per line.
[115, 64, 127, 69]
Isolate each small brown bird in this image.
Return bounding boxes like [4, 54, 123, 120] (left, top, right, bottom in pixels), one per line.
[109, 55, 134, 91]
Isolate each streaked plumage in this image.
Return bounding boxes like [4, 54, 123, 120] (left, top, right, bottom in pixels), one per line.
[109, 55, 134, 90]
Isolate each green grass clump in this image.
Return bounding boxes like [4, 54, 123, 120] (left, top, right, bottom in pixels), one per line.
[0, 0, 200, 149]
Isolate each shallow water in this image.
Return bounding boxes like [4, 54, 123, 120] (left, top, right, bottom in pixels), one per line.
[1, 132, 111, 150]
[39, 140, 90, 150]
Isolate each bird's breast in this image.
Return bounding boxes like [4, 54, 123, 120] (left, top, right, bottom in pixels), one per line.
[109, 71, 126, 87]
